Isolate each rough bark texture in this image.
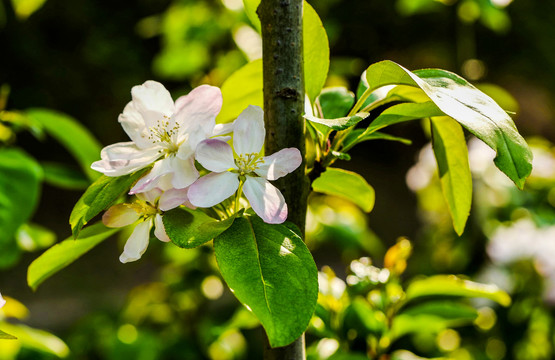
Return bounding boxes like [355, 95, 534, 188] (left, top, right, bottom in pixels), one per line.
[258, 0, 308, 359]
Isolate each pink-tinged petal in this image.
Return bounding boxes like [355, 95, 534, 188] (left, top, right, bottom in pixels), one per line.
[196, 139, 237, 172]
[0, 293, 5, 309]
[255, 148, 302, 180]
[233, 105, 265, 155]
[102, 204, 140, 228]
[176, 126, 205, 160]
[154, 214, 170, 242]
[212, 122, 234, 136]
[118, 102, 151, 149]
[131, 81, 175, 118]
[119, 217, 153, 263]
[129, 158, 173, 194]
[91, 142, 161, 176]
[135, 188, 162, 205]
[159, 188, 196, 211]
[188, 172, 240, 207]
[243, 177, 287, 224]
[169, 156, 199, 189]
[174, 85, 222, 136]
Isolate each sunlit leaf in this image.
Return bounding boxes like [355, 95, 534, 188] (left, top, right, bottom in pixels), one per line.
[400, 301, 478, 320]
[360, 61, 532, 188]
[241, 1, 329, 103]
[28, 223, 118, 290]
[218, 59, 263, 123]
[26, 108, 102, 181]
[163, 207, 236, 248]
[41, 162, 90, 190]
[303, 2, 329, 103]
[318, 87, 355, 118]
[0, 328, 17, 339]
[343, 297, 387, 336]
[405, 275, 511, 307]
[0, 322, 69, 357]
[0, 148, 43, 247]
[431, 116, 472, 235]
[69, 168, 149, 238]
[16, 223, 56, 251]
[214, 216, 318, 347]
[306, 112, 368, 131]
[10, 0, 47, 20]
[312, 168, 375, 212]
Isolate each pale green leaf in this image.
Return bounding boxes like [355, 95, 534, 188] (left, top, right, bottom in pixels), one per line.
[28, 223, 118, 290]
[303, 2, 329, 103]
[306, 112, 368, 131]
[16, 223, 56, 251]
[163, 207, 236, 248]
[0, 328, 17, 339]
[214, 216, 318, 347]
[405, 275, 511, 307]
[360, 61, 532, 188]
[312, 168, 375, 212]
[26, 108, 102, 181]
[243, 0, 261, 32]
[69, 168, 149, 238]
[218, 59, 263, 123]
[0, 148, 43, 246]
[0, 322, 69, 357]
[431, 116, 472, 235]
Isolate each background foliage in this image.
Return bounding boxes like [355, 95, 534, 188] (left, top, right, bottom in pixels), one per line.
[1, 0, 555, 359]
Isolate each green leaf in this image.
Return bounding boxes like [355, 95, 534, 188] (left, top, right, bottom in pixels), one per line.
[343, 297, 387, 336]
[0, 148, 43, 247]
[405, 275, 511, 307]
[366, 102, 444, 134]
[0, 322, 69, 357]
[0, 328, 17, 339]
[218, 59, 263, 123]
[343, 129, 412, 151]
[243, 0, 261, 32]
[318, 87, 355, 118]
[306, 112, 369, 131]
[303, 2, 329, 103]
[69, 168, 150, 238]
[163, 207, 236, 248]
[401, 301, 478, 321]
[28, 222, 118, 291]
[25, 108, 102, 181]
[431, 116, 472, 235]
[41, 162, 90, 190]
[312, 168, 375, 212]
[16, 223, 56, 251]
[241, 1, 329, 104]
[361, 61, 532, 188]
[214, 216, 318, 348]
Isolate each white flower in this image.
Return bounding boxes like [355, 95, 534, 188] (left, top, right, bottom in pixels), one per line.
[0, 293, 5, 309]
[188, 105, 302, 224]
[103, 188, 189, 263]
[91, 81, 229, 194]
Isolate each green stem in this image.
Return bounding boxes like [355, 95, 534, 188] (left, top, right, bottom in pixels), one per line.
[234, 178, 245, 215]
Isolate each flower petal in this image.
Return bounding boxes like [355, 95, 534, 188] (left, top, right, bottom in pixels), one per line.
[131, 81, 175, 118]
[159, 188, 196, 211]
[91, 142, 160, 176]
[169, 156, 200, 189]
[119, 217, 153, 263]
[212, 122, 234, 136]
[135, 188, 162, 204]
[188, 172, 239, 207]
[118, 101, 151, 149]
[129, 158, 173, 194]
[243, 177, 287, 224]
[255, 148, 302, 180]
[154, 214, 171, 242]
[196, 139, 237, 172]
[233, 105, 265, 155]
[102, 204, 140, 228]
[174, 85, 222, 136]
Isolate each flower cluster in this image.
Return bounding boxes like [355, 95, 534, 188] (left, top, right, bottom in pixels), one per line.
[94, 81, 301, 263]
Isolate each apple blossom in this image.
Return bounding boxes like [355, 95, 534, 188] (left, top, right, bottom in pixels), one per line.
[91, 81, 230, 194]
[102, 188, 192, 263]
[188, 105, 302, 224]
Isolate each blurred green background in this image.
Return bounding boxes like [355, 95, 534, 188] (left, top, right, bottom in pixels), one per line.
[1, 0, 555, 359]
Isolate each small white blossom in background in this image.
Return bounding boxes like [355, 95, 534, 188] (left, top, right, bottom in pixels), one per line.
[188, 105, 302, 224]
[102, 188, 188, 263]
[92, 81, 231, 194]
[0, 293, 5, 308]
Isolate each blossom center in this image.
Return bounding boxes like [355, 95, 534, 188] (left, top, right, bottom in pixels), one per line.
[130, 200, 159, 218]
[235, 153, 265, 176]
[146, 116, 181, 154]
